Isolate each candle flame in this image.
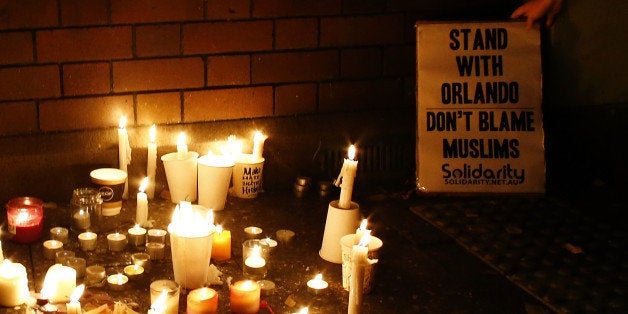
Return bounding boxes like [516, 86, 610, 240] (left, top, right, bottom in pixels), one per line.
[70, 284, 85, 302]
[177, 132, 186, 147]
[314, 273, 323, 281]
[150, 289, 168, 313]
[119, 116, 127, 129]
[139, 177, 149, 192]
[359, 218, 368, 231]
[254, 130, 267, 141]
[215, 224, 223, 234]
[16, 209, 30, 224]
[171, 201, 212, 237]
[149, 124, 156, 143]
[348, 144, 356, 160]
[358, 233, 371, 247]
[296, 307, 309, 314]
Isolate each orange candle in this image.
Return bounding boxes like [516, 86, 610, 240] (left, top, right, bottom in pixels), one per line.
[229, 280, 260, 314]
[187, 287, 218, 314]
[211, 225, 231, 261]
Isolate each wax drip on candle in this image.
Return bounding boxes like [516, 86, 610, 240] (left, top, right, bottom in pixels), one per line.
[355, 219, 370, 244]
[335, 144, 358, 209]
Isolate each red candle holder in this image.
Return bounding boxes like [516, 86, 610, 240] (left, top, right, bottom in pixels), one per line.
[6, 197, 44, 243]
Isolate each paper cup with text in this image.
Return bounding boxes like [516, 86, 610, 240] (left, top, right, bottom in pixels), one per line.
[231, 154, 264, 199]
[161, 151, 199, 203]
[198, 154, 234, 211]
[340, 234, 383, 294]
[90, 168, 127, 216]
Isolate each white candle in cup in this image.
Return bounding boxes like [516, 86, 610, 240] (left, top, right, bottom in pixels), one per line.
[78, 232, 97, 251]
[107, 232, 127, 252]
[307, 273, 328, 295]
[252, 130, 267, 161]
[50, 227, 69, 244]
[128, 224, 147, 246]
[43, 240, 63, 259]
[335, 144, 358, 209]
[65, 284, 84, 314]
[72, 209, 91, 231]
[146, 124, 157, 199]
[123, 264, 144, 280]
[177, 132, 188, 160]
[118, 116, 131, 199]
[136, 177, 149, 227]
[348, 234, 378, 314]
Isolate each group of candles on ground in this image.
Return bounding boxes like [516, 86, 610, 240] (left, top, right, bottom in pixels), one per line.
[2, 116, 383, 313]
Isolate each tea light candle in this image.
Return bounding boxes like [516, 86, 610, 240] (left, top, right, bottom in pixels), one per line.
[355, 218, 369, 245]
[307, 274, 329, 295]
[78, 232, 97, 251]
[131, 252, 151, 269]
[55, 250, 75, 265]
[147, 229, 168, 243]
[348, 234, 377, 314]
[229, 280, 260, 314]
[0, 260, 30, 307]
[136, 177, 149, 227]
[85, 265, 106, 286]
[128, 224, 147, 247]
[150, 279, 180, 314]
[107, 233, 127, 252]
[146, 242, 165, 260]
[187, 287, 218, 314]
[147, 124, 157, 199]
[107, 274, 128, 291]
[123, 264, 144, 280]
[211, 225, 231, 261]
[244, 226, 262, 239]
[260, 237, 277, 252]
[177, 132, 188, 160]
[50, 227, 69, 244]
[66, 257, 86, 279]
[66, 284, 84, 314]
[335, 144, 358, 209]
[43, 240, 63, 259]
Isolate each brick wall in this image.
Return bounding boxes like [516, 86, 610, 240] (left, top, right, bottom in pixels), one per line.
[0, 0, 516, 136]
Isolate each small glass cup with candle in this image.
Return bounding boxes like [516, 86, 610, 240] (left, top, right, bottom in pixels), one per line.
[242, 239, 270, 280]
[230, 280, 260, 314]
[6, 197, 44, 243]
[187, 287, 218, 314]
[150, 279, 180, 314]
[43, 240, 63, 259]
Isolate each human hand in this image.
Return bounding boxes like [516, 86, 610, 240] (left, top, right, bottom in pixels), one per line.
[511, 0, 563, 29]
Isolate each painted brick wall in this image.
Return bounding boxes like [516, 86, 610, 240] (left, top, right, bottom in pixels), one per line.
[3, 0, 494, 135]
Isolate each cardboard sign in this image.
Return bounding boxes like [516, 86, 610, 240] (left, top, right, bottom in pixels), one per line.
[416, 21, 545, 193]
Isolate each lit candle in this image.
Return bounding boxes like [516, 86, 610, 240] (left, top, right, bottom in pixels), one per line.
[66, 284, 84, 314]
[355, 218, 370, 245]
[244, 226, 262, 239]
[106, 232, 127, 252]
[106, 273, 128, 291]
[43, 240, 63, 259]
[0, 260, 30, 307]
[335, 144, 358, 209]
[6, 197, 44, 243]
[123, 264, 144, 281]
[118, 116, 131, 199]
[128, 224, 147, 246]
[77, 232, 97, 251]
[348, 234, 378, 314]
[211, 225, 231, 262]
[149, 289, 168, 314]
[293, 308, 309, 314]
[306, 273, 329, 295]
[41, 264, 76, 303]
[147, 228, 168, 243]
[50, 227, 69, 244]
[150, 279, 180, 314]
[136, 177, 149, 227]
[177, 132, 188, 160]
[260, 237, 277, 252]
[252, 130, 267, 161]
[147, 124, 157, 199]
[72, 209, 91, 231]
[187, 287, 218, 314]
[229, 280, 260, 314]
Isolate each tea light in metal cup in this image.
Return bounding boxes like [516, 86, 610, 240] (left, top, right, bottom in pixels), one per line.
[107, 273, 128, 291]
[131, 252, 151, 269]
[107, 232, 128, 252]
[244, 226, 263, 239]
[78, 232, 97, 251]
[128, 224, 147, 246]
[147, 228, 168, 243]
[55, 249, 75, 264]
[50, 227, 69, 244]
[85, 265, 106, 287]
[66, 257, 87, 279]
[43, 240, 63, 259]
[123, 264, 145, 281]
[146, 242, 165, 260]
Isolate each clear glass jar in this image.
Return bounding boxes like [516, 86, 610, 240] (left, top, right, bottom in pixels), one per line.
[70, 187, 103, 233]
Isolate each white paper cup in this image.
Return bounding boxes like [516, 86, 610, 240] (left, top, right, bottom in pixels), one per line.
[168, 225, 213, 290]
[340, 234, 382, 294]
[197, 155, 234, 211]
[231, 154, 264, 199]
[319, 200, 361, 263]
[161, 152, 199, 203]
[90, 168, 127, 216]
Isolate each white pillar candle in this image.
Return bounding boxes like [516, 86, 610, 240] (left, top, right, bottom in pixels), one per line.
[252, 130, 267, 161]
[177, 132, 188, 160]
[123, 264, 144, 281]
[41, 264, 76, 303]
[50, 227, 69, 244]
[78, 232, 97, 251]
[136, 177, 149, 227]
[348, 234, 378, 314]
[146, 124, 158, 199]
[0, 260, 29, 307]
[107, 233, 127, 252]
[43, 240, 63, 260]
[118, 116, 132, 199]
[335, 145, 358, 209]
[128, 224, 147, 246]
[66, 284, 84, 314]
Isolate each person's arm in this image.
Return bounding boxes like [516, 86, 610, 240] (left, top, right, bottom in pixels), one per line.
[511, 0, 563, 29]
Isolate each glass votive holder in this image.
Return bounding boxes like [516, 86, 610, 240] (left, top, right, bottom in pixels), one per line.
[131, 252, 151, 269]
[55, 250, 74, 265]
[85, 265, 106, 287]
[242, 239, 269, 280]
[150, 279, 180, 314]
[49, 227, 69, 244]
[78, 231, 98, 251]
[146, 242, 166, 260]
[187, 287, 218, 314]
[147, 229, 167, 243]
[66, 257, 87, 279]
